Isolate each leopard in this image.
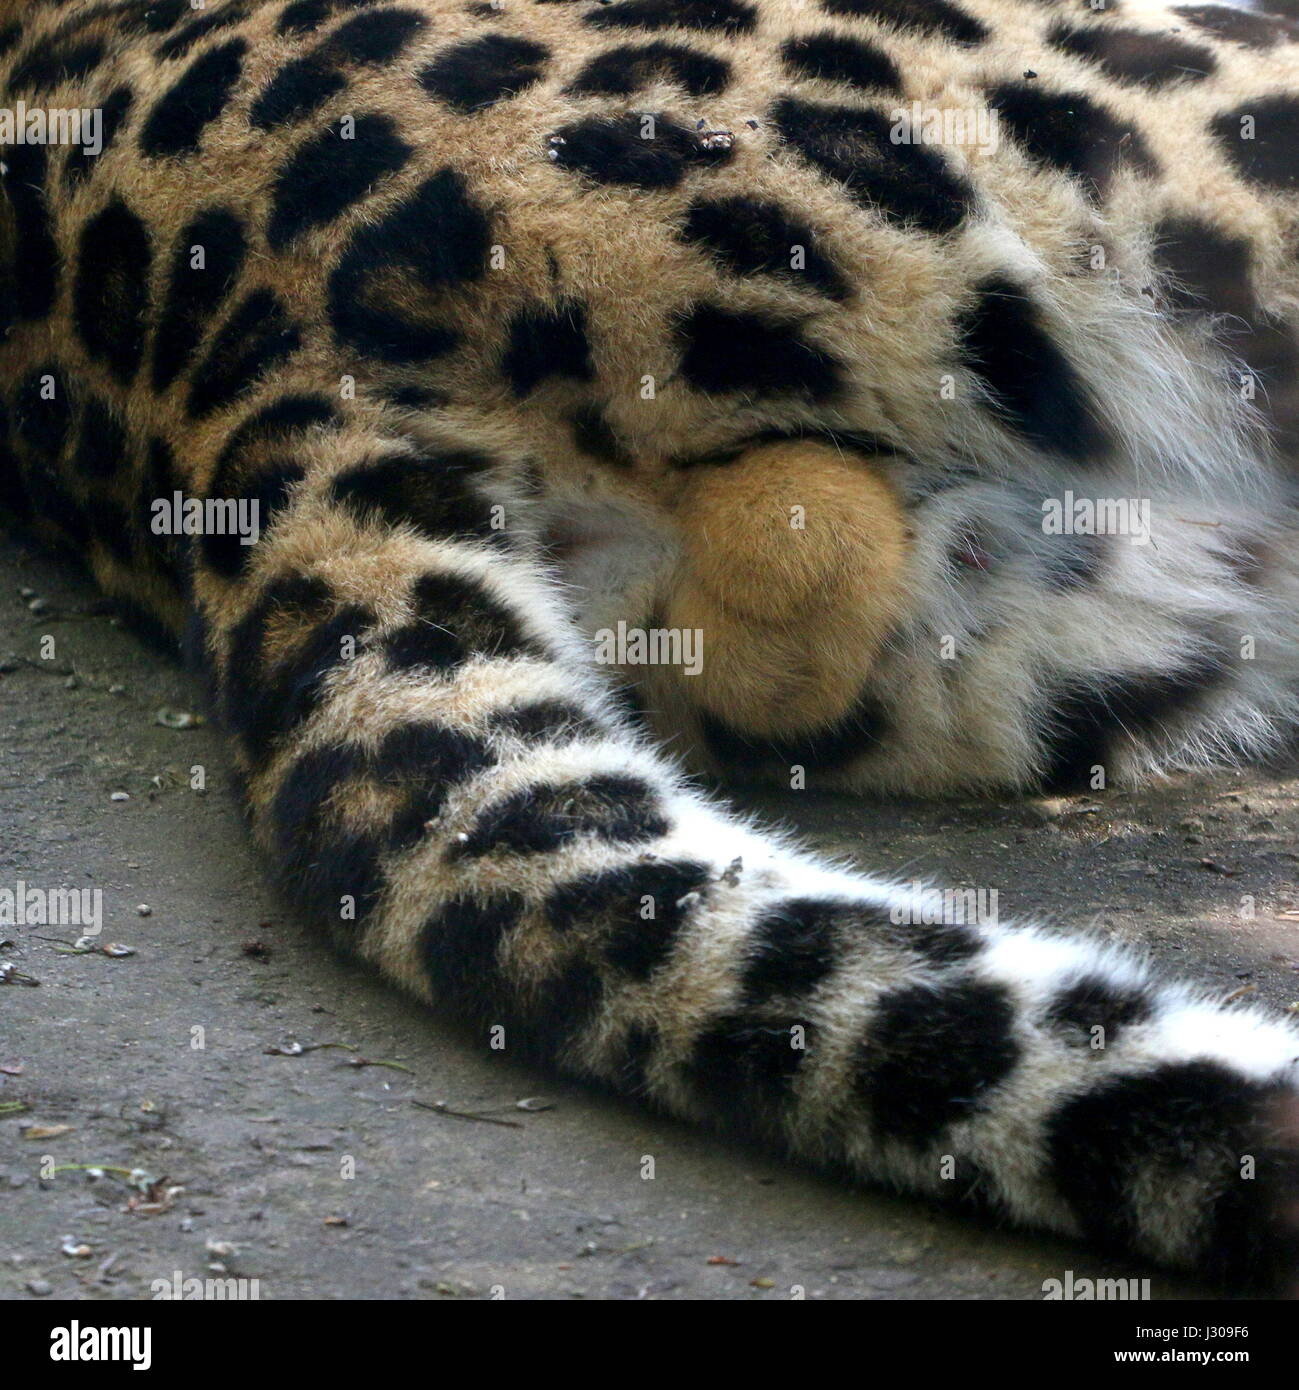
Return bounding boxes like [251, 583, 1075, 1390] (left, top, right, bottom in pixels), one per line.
[5, 0, 1299, 1294]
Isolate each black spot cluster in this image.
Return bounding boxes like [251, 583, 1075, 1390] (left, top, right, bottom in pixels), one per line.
[855, 979, 1020, 1146]
[547, 112, 732, 189]
[1213, 96, 1299, 191]
[252, 8, 428, 130]
[680, 195, 851, 300]
[420, 33, 550, 113]
[453, 774, 669, 858]
[7, 36, 106, 95]
[502, 301, 595, 397]
[140, 37, 247, 158]
[1175, 3, 1299, 50]
[187, 289, 303, 419]
[155, 3, 248, 62]
[267, 113, 412, 249]
[820, 0, 987, 46]
[771, 96, 973, 235]
[547, 859, 711, 980]
[327, 168, 494, 363]
[568, 39, 730, 98]
[956, 277, 1110, 463]
[73, 199, 153, 387]
[278, 0, 384, 37]
[223, 573, 373, 757]
[701, 688, 887, 774]
[2, 144, 59, 322]
[273, 722, 496, 929]
[153, 208, 250, 392]
[677, 303, 844, 400]
[584, 0, 757, 34]
[781, 30, 902, 94]
[200, 395, 339, 577]
[1036, 658, 1225, 792]
[1049, 21, 1217, 88]
[1045, 1062, 1299, 1291]
[383, 570, 544, 675]
[331, 448, 504, 549]
[989, 82, 1157, 197]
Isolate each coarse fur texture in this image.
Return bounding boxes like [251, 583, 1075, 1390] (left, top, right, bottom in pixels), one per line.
[4, 0, 1299, 1292]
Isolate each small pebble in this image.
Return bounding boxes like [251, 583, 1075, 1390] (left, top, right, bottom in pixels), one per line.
[110, 791, 130, 802]
[25, 1279, 52, 1297]
[155, 708, 202, 730]
[137, 904, 152, 917]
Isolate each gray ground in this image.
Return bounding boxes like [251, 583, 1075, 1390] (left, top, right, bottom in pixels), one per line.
[2, 534, 1298, 1302]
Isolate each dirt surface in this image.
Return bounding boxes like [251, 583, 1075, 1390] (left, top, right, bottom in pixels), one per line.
[3, 534, 1299, 1302]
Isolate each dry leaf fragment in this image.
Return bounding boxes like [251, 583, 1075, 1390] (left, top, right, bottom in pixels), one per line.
[23, 1123, 73, 1140]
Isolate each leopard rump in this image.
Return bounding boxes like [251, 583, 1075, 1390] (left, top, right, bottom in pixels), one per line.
[3, 0, 1299, 1291]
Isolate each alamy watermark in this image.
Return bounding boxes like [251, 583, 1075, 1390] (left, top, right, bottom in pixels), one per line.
[0, 101, 103, 156]
[1042, 491, 1151, 545]
[890, 103, 999, 154]
[0, 880, 102, 934]
[151, 1270, 261, 1300]
[890, 882, 999, 927]
[593, 621, 704, 676]
[150, 492, 260, 548]
[1042, 1270, 1151, 1300]
[50, 1323, 151, 1370]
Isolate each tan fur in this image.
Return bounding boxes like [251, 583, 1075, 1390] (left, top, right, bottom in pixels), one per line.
[662, 439, 910, 736]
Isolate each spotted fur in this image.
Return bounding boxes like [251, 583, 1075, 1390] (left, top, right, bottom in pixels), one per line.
[4, 0, 1299, 1290]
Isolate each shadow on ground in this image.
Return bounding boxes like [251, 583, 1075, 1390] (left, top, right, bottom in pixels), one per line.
[3, 535, 1298, 1300]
